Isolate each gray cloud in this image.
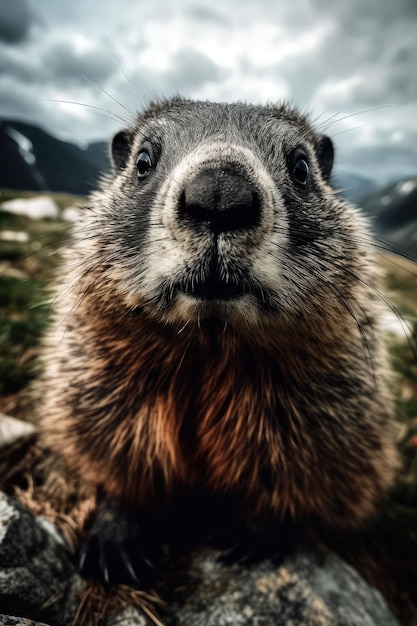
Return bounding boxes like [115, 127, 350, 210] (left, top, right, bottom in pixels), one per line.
[0, 44, 41, 83]
[110, 49, 227, 116]
[285, 3, 415, 104]
[159, 48, 227, 94]
[0, 0, 35, 44]
[340, 139, 417, 186]
[43, 40, 118, 85]
[0, 77, 47, 122]
[187, 6, 231, 25]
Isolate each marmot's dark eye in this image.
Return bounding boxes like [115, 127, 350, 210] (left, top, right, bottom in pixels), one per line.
[290, 149, 310, 189]
[136, 150, 153, 178]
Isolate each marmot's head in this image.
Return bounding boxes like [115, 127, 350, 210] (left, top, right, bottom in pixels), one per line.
[87, 99, 369, 330]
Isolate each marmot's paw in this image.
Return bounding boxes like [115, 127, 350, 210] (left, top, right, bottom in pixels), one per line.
[78, 499, 161, 589]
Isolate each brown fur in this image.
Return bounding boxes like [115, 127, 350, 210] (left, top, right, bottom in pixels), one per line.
[41, 276, 396, 529]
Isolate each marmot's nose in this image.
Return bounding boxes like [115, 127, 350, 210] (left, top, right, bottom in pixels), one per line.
[179, 167, 261, 232]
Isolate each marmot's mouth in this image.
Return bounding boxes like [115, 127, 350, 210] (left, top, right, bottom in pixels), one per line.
[180, 275, 247, 300]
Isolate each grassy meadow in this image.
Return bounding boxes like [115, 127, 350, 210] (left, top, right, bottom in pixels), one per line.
[0, 190, 76, 415]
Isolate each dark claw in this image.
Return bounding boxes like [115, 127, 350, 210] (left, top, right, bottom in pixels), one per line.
[137, 548, 156, 571]
[78, 542, 87, 572]
[119, 545, 142, 588]
[98, 542, 110, 586]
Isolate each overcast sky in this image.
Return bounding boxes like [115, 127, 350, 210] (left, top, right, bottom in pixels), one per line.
[0, 0, 416, 185]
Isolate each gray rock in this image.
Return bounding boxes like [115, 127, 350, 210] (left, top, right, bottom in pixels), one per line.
[0, 492, 84, 625]
[0, 617, 49, 626]
[168, 550, 398, 626]
[0, 491, 398, 626]
[105, 607, 151, 626]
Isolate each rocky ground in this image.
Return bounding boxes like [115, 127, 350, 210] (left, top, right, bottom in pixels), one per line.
[0, 484, 401, 626]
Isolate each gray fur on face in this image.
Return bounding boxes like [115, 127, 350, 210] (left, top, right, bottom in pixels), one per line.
[87, 99, 367, 331]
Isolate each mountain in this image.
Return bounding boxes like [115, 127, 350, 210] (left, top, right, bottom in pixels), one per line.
[0, 122, 48, 191]
[0, 119, 110, 195]
[361, 177, 417, 260]
[319, 167, 416, 260]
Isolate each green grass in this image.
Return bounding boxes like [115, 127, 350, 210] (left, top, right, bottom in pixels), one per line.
[381, 255, 417, 443]
[0, 191, 74, 414]
[0, 276, 50, 396]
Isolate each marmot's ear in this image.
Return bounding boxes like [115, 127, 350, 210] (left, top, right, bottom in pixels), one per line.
[315, 135, 334, 181]
[110, 129, 132, 172]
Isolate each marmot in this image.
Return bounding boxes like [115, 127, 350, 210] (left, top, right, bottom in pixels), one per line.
[38, 98, 398, 586]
